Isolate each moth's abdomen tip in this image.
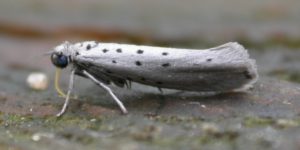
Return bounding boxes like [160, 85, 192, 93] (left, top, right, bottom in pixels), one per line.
[247, 58, 259, 80]
[234, 65, 259, 92]
[227, 42, 244, 49]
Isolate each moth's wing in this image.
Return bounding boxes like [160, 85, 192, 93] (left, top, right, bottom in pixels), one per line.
[207, 42, 258, 80]
[164, 42, 258, 91]
[169, 42, 258, 91]
[74, 61, 127, 88]
[176, 42, 257, 72]
[72, 42, 258, 92]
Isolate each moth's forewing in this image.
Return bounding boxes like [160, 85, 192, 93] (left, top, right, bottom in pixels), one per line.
[74, 42, 257, 92]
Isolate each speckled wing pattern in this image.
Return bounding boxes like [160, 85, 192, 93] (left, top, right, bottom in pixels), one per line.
[73, 42, 258, 92]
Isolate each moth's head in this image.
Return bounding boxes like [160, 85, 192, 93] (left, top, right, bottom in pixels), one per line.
[50, 41, 73, 69]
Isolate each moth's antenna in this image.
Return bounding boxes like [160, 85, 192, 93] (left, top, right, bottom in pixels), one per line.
[43, 50, 54, 56]
[55, 68, 67, 98]
[63, 41, 70, 50]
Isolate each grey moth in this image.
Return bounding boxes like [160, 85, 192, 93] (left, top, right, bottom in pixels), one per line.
[50, 41, 258, 116]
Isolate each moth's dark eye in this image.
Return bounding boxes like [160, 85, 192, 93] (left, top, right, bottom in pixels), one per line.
[51, 53, 68, 68]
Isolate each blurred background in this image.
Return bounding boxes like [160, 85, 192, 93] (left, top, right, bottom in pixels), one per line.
[1, 0, 300, 150]
[0, 0, 300, 82]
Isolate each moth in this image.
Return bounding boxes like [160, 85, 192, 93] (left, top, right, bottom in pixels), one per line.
[50, 41, 258, 116]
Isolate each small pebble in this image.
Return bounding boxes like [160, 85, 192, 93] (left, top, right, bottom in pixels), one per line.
[276, 119, 299, 128]
[26, 72, 48, 90]
[32, 132, 54, 142]
[90, 118, 97, 122]
[32, 134, 41, 141]
[0, 92, 7, 100]
[201, 122, 220, 134]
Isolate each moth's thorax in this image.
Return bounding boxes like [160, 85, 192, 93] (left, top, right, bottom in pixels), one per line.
[53, 42, 79, 59]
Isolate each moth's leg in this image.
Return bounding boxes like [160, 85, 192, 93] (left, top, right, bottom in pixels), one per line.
[125, 80, 132, 89]
[82, 70, 128, 114]
[155, 94, 166, 115]
[157, 87, 163, 94]
[56, 69, 75, 117]
[128, 80, 132, 89]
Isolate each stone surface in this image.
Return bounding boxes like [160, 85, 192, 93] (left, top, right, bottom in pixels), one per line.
[0, 36, 300, 150]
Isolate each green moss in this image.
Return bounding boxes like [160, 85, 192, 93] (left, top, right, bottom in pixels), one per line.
[269, 70, 300, 83]
[243, 117, 274, 127]
[198, 131, 239, 145]
[0, 114, 34, 128]
[3, 112, 300, 149]
[148, 115, 203, 125]
[0, 113, 106, 132]
[57, 131, 95, 145]
[5, 114, 33, 122]
[42, 115, 104, 130]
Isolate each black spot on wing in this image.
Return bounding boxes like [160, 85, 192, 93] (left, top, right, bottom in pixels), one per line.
[86, 44, 91, 50]
[137, 49, 143, 54]
[103, 49, 109, 53]
[135, 61, 142, 66]
[116, 48, 122, 53]
[162, 63, 170, 67]
[162, 52, 168, 56]
[206, 58, 212, 62]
